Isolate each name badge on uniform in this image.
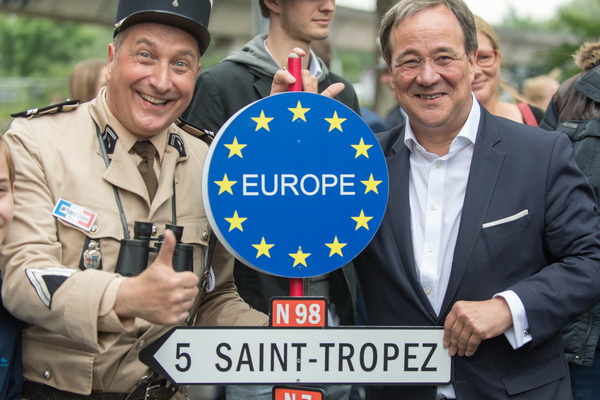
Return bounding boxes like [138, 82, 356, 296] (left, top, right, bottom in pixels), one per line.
[52, 198, 98, 232]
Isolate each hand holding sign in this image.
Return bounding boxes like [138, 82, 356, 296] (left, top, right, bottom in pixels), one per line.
[114, 229, 199, 325]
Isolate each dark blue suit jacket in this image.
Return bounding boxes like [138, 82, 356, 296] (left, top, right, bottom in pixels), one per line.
[354, 104, 600, 399]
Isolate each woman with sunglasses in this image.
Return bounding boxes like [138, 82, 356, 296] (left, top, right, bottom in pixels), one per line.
[472, 15, 544, 126]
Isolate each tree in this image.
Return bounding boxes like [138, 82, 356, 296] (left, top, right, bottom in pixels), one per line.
[0, 13, 112, 129]
[550, 0, 600, 78]
[0, 14, 111, 77]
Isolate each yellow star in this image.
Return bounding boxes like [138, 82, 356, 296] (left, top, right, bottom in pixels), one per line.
[224, 137, 247, 158]
[251, 110, 274, 131]
[288, 101, 310, 122]
[352, 210, 373, 230]
[214, 174, 237, 195]
[351, 138, 373, 158]
[289, 246, 311, 268]
[253, 237, 275, 258]
[325, 236, 347, 257]
[361, 173, 383, 194]
[225, 210, 247, 232]
[325, 111, 346, 132]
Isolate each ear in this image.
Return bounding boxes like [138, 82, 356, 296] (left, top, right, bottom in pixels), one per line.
[387, 67, 395, 90]
[106, 43, 116, 83]
[467, 49, 477, 80]
[263, 0, 281, 15]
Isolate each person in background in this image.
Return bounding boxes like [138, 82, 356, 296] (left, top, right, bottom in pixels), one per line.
[472, 15, 544, 126]
[354, 0, 600, 398]
[540, 40, 600, 400]
[379, 61, 407, 129]
[0, 136, 21, 400]
[312, 37, 386, 134]
[0, 1, 269, 399]
[523, 73, 561, 111]
[68, 58, 108, 103]
[361, 106, 388, 133]
[182, 1, 358, 400]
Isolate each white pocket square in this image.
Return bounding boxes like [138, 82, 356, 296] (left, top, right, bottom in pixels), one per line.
[482, 209, 529, 229]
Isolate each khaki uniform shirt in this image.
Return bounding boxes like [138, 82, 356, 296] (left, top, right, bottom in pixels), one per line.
[0, 89, 267, 395]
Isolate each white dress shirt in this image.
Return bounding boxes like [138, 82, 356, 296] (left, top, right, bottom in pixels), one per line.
[404, 95, 532, 399]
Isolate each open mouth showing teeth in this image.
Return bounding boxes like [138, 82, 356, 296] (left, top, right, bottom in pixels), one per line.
[419, 94, 442, 100]
[140, 93, 167, 106]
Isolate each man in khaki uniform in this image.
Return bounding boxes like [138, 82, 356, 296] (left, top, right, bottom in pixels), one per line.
[0, 0, 268, 399]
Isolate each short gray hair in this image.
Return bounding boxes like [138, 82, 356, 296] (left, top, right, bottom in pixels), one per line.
[379, 0, 478, 66]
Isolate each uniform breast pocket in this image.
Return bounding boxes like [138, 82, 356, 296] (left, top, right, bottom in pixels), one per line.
[56, 209, 124, 273]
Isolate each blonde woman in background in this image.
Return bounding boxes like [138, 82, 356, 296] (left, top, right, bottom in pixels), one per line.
[523, 73, 561, 110]
[472, 15, 544, 126]
[68, 59, 107, 103]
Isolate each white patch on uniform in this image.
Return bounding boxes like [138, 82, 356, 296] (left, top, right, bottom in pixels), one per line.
[25, 267, 77, 308]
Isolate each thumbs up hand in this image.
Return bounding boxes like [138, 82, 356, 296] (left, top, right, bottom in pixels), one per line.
[114, 229, 199, 325]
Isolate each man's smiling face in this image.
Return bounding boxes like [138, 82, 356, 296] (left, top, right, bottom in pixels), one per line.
[106, 22, 201, 139]
[388, 5, 475, 140]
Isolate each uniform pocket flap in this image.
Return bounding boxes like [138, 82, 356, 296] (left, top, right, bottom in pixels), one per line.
[559, 118, 600, 141]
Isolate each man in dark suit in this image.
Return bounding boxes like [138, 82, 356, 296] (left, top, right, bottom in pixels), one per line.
[353, 0, 600, 399]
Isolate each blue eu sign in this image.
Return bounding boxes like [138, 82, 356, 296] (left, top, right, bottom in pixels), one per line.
[202, 92, 388, 278]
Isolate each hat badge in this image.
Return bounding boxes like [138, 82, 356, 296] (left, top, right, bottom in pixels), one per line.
[172, 0, 179, 7]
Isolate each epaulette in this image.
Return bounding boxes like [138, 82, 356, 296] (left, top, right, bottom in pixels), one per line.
[10, 99, 81, 119]
[176, 118, 214, 146]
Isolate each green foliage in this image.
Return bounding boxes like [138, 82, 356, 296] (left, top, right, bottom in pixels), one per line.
[526, 0, 600, 78]
[336, 50, 374, 84]
[558, 0, 600, 39]
[0, 14, 111, 78]
[0, 14, 112, 128]
[500, 7, 558, 31]
[492, 1, 600, 82]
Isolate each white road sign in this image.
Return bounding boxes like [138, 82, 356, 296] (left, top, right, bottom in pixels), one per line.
[140, 327, 452, 385]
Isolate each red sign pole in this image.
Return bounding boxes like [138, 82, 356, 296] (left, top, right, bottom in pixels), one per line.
[288, 52, 304, 297]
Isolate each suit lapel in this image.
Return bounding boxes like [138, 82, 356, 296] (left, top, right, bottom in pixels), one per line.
[149, 145, 179, 217]
[102, 142, 148, 201]
[387, 131, 438, 319]
[100, 137, 183, 213]
[439, 108, 505, 317]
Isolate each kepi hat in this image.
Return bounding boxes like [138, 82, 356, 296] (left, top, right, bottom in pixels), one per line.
[114, 0, 212, 55]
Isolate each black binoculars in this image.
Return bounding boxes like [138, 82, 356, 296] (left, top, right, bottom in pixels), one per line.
[115, 222, 194, 277]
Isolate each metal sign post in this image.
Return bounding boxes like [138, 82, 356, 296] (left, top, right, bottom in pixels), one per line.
[288, 52, 305, 297]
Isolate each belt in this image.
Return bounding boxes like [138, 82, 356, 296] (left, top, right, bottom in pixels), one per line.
[23, 379, 179, 400]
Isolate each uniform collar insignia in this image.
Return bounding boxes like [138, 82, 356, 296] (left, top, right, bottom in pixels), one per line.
[168, 132, 187, 158]
[103, 125, 118, 155]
